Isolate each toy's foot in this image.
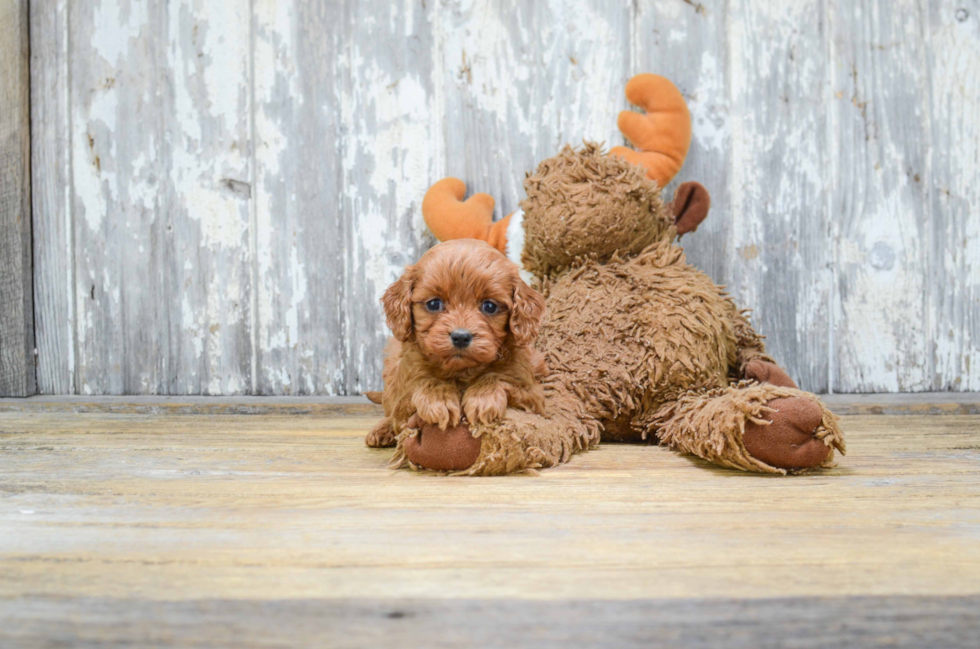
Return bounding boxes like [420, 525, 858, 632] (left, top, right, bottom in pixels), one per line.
[743, 397, 830, 469]
[365, 419, 396, 448]
[744, 359, 798, 388]
[402, 415, 481, 471]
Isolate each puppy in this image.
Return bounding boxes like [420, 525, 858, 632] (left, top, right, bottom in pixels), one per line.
[366, 239, 547, 448]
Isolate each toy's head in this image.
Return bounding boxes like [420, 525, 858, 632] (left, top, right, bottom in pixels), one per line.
[519, 142, 671, 277]
[421, 74, 711, 278]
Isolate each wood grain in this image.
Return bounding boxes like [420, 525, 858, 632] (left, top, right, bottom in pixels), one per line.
[927, 0, 980, 391]
[1, 392, 978, 416]
[3, 595, 979, 648]
[68, 0, 254, 395]
[30, 0, 73, 395]
[340, 0, 439, 395]
[0, 0, 36, 397]
[832, 0, 933, 392]
[252, 0, 348, 395]
[1, 410, 978, 604]
[727, 0, 832, 393]
[439, 0, 631, 220]
[634, 0, 734, 290]
[252, 0, 438, 396]
[1, 405, 979, 643]
[24, 0, 980, 394]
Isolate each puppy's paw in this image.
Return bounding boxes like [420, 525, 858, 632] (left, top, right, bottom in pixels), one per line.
[510, 383, 547, 416]
[365, 419, 396, 448]
[412, 386, 461, 430]
[462, 384, 508, 426]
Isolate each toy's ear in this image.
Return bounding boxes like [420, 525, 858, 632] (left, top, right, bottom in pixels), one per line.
[671, 181, 711, 235]
[509, 279, 545, 347]
[382, 266, 416, 342]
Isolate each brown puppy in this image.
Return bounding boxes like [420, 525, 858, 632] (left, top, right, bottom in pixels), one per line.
[365, 239, 547, 450]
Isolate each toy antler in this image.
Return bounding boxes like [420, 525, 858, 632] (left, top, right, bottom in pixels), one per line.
[421, 178, 513, 253]
[422, 75, 695, 254]
[609, 74, 692, 188]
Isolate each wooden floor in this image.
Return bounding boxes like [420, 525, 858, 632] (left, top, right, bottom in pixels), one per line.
[1, 400, 979, 647]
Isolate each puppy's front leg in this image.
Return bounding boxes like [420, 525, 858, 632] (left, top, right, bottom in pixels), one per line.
[365, 417, 396, 448]
[411, 381, 462, 430]
[462, 377, 509, 426]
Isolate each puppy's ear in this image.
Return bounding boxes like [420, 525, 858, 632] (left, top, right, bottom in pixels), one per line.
[382, 266, 415, 342]
[509, 278, 545, 347]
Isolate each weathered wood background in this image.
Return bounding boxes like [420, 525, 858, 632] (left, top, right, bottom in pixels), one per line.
[1, 0, 35, 397]
[25, 0, 980, 395]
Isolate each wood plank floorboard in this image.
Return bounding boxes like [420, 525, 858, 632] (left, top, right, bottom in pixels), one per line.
[0, 406, 978, 646]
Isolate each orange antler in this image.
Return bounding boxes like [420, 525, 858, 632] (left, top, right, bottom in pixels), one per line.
[609, 74, 692, 188]
[421, 178, 512, 253]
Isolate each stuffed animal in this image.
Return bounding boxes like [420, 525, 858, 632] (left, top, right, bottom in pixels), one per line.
[376, 74, 845, 476]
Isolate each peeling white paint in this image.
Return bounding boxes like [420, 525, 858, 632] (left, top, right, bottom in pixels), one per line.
[690, 52, 728, 153]
[90, 0, 147, 66]
[182, 293, 204, 359]
[72, 115, 107, 233]
[283, 244, 307, 349]
[39, 0, 980, 395]
[183, 185, 248, 249]
[68, 0, 253, 395]
[352, 70, 430, 306]
[833, 0, 934, 392]
[927, 2, 980, 391]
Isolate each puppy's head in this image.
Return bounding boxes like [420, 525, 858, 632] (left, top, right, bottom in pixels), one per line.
[382, 239, 544, 373]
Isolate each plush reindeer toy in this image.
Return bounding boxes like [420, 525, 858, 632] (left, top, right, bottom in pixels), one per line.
[371, 74, 845, 476]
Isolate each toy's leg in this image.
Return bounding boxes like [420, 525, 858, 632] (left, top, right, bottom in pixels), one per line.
[653, 383, 845, 474]
[393, 394, 600, 476]
[392, 415, 482, 470]
[365, 417, 396, 448]
[743, 358, 798, 388]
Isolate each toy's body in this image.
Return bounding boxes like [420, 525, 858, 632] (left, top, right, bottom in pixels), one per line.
[541, 240, 750, 441]
[371, 74, 845, 476]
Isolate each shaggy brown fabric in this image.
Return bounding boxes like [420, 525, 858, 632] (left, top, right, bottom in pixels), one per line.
[395, 142, 846, 476]
[732, 313, 773, 378]
[392, 406, 600, 476]
[654, 382, 845, 474]
[520, 143, 672, 278]
[536, 240, 741, 441]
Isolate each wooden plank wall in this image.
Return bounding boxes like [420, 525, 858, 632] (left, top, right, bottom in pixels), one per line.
[1, 0, 36, 397]
[27, 0, 980, 395]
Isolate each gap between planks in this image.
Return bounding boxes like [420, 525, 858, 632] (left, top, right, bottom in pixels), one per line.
[0, 392, 978, 416]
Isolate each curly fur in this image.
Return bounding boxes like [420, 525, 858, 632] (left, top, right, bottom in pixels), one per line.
[388, 143, 846, 476]
[521, 143, 672, 277]
[367, 240, 547, 448]
[654, 381, 845, 474]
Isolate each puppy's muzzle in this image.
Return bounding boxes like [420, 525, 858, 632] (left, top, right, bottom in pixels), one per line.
[450, 329, 473, 349]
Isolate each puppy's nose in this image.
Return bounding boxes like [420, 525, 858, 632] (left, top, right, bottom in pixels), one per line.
[450, 329, 473, 349]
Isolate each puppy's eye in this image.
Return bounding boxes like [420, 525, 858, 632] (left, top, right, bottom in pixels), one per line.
[481, 300, 499, 315]
[425, 298, 443, 312]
